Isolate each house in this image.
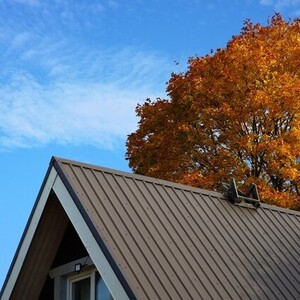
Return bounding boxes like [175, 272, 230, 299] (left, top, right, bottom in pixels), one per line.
[1, 156, 300, 300]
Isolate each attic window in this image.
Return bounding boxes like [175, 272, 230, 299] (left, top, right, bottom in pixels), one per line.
[221, 178, 260, 209]
[49, 256, 113, 300]
[69, 273, 91, 299]
[67, 269, 112, 300]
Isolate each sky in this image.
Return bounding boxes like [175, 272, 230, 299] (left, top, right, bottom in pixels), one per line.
[1, 0, 300, 290]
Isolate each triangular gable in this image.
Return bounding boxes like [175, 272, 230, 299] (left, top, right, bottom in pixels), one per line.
[1, 157, 300, 300]
[0, 158, 131, 300]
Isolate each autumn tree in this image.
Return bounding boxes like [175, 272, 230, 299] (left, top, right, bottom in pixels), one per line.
[126, 14, 300, 210]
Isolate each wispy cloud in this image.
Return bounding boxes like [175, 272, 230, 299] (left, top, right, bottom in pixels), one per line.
[11, 32, 32, 48]
[0, 47, 169, 149]
[259, 0, 300, 10]
[0, 72, 161, 149]
[11, 0, 40, 6]
[259, 0, 274, 5]
[0, 0, 172, 150]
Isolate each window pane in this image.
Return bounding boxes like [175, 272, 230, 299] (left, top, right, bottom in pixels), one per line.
[72, 277, 91, 300]
[95, 272, 112, 300]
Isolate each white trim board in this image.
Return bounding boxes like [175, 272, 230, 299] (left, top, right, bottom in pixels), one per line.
[1, 168, 58, 300]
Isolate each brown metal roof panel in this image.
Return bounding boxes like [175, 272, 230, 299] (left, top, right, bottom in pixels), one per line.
[67, 163, 216, 298]
[63, 164, 167, 299]
[64, 162, 196, 299]
[244, 208, 300, 293]
[195, 200, 259, 289]
[139, 183, 240, 299]
[185, 192, 300, 300]
[116, 177, 196, 298]
[160, 188, 228, 282]
[53, 157, 300, 300]
[175, 190, 252, 298]
[103, 173, 189, 300]
[191, 194, 264, 299]
[123, 179, 204, 299]
[227, 203, 299, 299]
[125, 179, 247, 293]
[269, 210, 300, 250]
[148, 186, 216, 298]
[253, 210, 300, 279]
[218, 201, 293, 300]
[115, 179, 193, 278]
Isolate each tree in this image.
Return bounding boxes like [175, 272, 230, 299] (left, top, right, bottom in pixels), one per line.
[126, 14, 300, 210]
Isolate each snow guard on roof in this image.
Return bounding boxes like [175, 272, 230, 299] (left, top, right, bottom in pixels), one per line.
[221, 178, 260, 209]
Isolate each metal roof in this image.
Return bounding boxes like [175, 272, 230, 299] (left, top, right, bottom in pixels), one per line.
[53, 157, 300, 300]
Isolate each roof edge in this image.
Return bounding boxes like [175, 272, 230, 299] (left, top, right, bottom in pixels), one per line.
[0, 161, 57, 299]
[51, 156, 224, 197]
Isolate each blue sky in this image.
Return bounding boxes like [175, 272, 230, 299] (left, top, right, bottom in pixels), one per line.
[1, 0, 300, 289]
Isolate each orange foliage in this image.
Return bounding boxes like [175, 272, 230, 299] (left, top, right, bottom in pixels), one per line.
[126, 14, 300, 210]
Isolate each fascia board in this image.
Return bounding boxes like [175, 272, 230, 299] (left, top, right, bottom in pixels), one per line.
[52, 175, 131, 300]
[0, 167, 58, 300]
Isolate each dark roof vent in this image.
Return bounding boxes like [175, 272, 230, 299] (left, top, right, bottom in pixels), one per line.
[221, 178, 260, 209]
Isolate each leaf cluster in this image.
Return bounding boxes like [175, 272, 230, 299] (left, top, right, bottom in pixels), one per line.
[126, 14, 300, 209]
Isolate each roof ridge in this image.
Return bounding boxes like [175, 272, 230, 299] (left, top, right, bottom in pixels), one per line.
[52, 156, 300, 217]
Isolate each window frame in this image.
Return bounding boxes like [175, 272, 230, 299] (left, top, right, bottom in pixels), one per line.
[49, 256, 113, 300]
[67, 269, 97, 300]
